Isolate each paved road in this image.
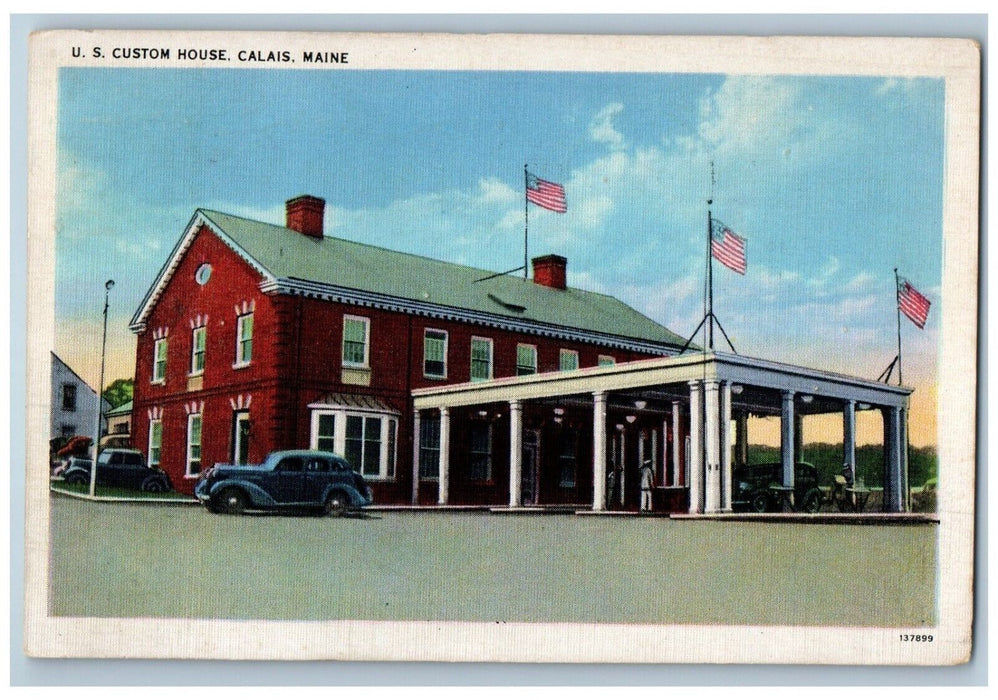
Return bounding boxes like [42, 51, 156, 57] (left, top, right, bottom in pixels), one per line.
[49, 495, 936, 625]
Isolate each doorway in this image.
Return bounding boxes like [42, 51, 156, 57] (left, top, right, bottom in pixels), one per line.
[232, 411, 250, 465]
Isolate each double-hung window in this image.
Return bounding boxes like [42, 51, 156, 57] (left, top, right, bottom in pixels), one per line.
[424, 329, 448, 379]
[235, 313, 253, 366]
[61, 384, 77, 412]
[152, 338, 168, 383]
[191, 326, 206, 375]
[186, 413, 202, 476]
[342, 315, 370, 367]
[310, 410, 397, 479]
[418, 417, 441, 479]
[148, 419, 163, 467]
[469, 422, 492, 481]
[559, 349, 579, 371]
[470, 337, 493, 382]
[516, 344, 537, 376]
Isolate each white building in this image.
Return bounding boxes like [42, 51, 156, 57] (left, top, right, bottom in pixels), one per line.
[50, 352, 108, 443]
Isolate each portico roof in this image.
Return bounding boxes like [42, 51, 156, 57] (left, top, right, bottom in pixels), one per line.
[411, 351, 912, 412]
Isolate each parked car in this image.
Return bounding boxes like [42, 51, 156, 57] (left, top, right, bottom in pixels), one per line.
[732, 462, 823, 513]
[61, 448, 173, 493]
[194, 450, 373, 516]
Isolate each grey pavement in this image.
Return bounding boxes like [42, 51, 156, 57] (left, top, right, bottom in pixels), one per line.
[49, 494, 937, 626]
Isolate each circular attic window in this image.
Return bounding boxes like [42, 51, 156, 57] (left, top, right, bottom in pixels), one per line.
[195, 263, 212, 285]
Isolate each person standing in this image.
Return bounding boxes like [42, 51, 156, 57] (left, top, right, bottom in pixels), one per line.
[639, 459, 655, 512]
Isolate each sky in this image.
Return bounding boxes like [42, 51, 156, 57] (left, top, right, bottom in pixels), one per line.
[54, 68, 944, 446]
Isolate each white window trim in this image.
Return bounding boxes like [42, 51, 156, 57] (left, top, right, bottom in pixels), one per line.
[148, 418, 162, 467]
[559, 349, 580, 371]
[598, 354, 616, 366]
[423, 328, 449, 379]
[185, 413, 202, 478]
[190, 325, 206, 376]
[309, 408, 398, 480]
[152, 338, 168, 384]
[233, 313, 254, 368]
[342, 314, 371, 369]
[516, 343, 538, 375]
[470, 336, 494, 382]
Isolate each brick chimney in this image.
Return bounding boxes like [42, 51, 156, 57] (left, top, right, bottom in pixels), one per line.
[285, 195, 325, 238]
[532, 254, 568, 290]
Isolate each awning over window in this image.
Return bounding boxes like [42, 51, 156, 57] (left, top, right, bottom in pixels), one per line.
[307, 392, 399, 414]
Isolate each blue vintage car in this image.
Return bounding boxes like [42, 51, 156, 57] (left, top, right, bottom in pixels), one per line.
[194, 450, 373, 516]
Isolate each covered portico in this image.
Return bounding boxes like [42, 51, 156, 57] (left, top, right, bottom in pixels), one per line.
[411, 351, 913, 514]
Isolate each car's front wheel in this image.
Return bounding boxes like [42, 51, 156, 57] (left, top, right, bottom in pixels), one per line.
[800, 490, 822, 513]
[324, 491, 349, 517]
[65, 473, 87, 486]
[141, 477, 166, 493]
[749, 491, 771, 513]
[215, 488, 247, 515]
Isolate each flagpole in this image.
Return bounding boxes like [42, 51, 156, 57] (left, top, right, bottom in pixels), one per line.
[707, 207, 714, 351]
[523, 164, 529, 279]
[706, 162, 715, 351]
[894, 267, 903, 386]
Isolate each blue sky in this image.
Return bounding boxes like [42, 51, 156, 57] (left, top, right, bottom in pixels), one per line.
[55, 67, 944, 440]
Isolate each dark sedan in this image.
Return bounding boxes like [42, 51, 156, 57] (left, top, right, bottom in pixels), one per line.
[732, 462, 824, 513]
[62, 448, 173, 493]
[194, 450, 373, 516]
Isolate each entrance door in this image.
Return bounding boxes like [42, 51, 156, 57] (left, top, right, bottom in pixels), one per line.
[521, 430, 540, 505]
[232, 411, 250, 465]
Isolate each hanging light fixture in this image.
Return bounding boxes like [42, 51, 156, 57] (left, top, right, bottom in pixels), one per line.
[634, 399, 647, 410]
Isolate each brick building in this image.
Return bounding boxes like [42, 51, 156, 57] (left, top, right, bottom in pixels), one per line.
[129, 195, 688, 505]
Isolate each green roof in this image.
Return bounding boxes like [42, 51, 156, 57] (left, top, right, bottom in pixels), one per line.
[105, 400, 133, 417]
[200, 209, 685, 348]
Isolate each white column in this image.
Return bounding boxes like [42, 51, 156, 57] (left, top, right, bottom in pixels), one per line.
[592, 391, 608, 511]
[884, 405, 903, 512]
[780, 391, 795, 510]
[438, 407, 450, 505]
[720, 381, 733, 512]
[509, 400, 523, 507]
[794, 413, 804, 463]
[671, 401, 681, 487]
[411, 410, 421, 505]
[704, 381, 721, 513]
[843, 400, 856, 476]
[900, 407, 910, 511]
[688, 380, 704, 514]
[736, 411, 749, 466]
[638, 430, 646, 472]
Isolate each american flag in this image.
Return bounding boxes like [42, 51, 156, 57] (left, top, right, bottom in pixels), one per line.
[898, 278, 931, 329]
[710, 219, 747, 275]
[526, 172, 567, 213]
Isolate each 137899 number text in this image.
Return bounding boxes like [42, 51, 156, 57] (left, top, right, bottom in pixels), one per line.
[899, 634, 934, 642]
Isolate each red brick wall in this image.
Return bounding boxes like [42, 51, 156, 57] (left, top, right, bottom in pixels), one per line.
[130, 224, 672, 501]
[131, 226, 282, 494]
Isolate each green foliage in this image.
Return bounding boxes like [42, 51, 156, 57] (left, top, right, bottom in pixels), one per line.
[102, 378, 134, 409]
[745, 442, 938, 490]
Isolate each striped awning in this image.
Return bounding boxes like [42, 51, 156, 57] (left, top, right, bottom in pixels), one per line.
[307, 392, 399, 414]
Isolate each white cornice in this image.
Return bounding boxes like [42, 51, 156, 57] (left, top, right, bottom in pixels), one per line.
[261, 277, 680, 356]
[129, 211, 274, 333]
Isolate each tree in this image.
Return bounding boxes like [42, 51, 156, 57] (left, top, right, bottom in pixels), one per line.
[102, 378, 134, 409]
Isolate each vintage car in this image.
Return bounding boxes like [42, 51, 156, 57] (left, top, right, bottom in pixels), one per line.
[61, 448, 173, 493]
[194, 450, 373, 516]
[732, 461, 824, 513]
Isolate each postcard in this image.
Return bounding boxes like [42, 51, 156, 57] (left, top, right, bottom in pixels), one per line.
[24, 30, 979, 664]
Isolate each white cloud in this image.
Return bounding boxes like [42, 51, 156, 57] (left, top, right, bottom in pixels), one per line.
[589, 102, 627, 151]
